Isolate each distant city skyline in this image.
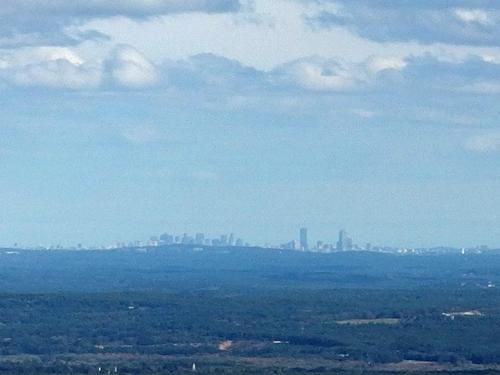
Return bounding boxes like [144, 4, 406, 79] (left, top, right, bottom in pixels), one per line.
[4, 226, 495, 253]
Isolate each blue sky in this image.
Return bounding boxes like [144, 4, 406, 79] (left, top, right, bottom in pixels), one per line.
[1, 0, 500, 248]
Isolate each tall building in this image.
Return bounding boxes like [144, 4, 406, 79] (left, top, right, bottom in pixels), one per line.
[299, 228, 308, 250]
[336, 230, 353, 251]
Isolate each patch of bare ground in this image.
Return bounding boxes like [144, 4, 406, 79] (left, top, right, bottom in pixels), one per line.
[218, 340, 233, 351]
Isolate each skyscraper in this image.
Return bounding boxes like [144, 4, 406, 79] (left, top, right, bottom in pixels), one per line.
[299, 228, 308, 251]
[336, 230, 353, 251]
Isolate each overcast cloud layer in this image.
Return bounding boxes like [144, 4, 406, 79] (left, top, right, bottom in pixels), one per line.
[1, 0, 500, 248]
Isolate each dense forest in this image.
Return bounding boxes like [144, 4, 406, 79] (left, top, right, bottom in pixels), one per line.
[1, 246, 500, 374]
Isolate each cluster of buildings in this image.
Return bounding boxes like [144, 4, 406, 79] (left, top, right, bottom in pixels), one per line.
[138, 228, 361, 253]
[111, 228, 364, 252]
[279, 229, 493, 255]
[280, 228, 364, 252]
[140, 232, 250, 248]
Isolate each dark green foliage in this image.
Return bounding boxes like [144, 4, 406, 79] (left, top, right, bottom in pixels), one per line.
[0, 289, 500, 368]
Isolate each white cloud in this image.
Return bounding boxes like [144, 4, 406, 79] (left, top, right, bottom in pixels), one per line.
[1, 47, 84, 68]
[0, 45, 161, 89]
[275, 55, 409, 92]
[367, 56, 407, 73]
[0, 0, 242, 47]
[79, 0, 500, 76]
[109, 46, 157, 87]
[480, 54, 500, 64]
[42, 49, 84, 66]
[289, 60, 358, 91]
[275, 58, 371, 92]
[81, 0, 395, 71]
[454, 8, 492, 26]
[0, 47, 101, 88]
[465, 134, 500, 153]
[9, 61, 101, 89]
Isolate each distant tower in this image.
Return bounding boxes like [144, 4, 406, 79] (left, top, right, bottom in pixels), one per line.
[336, 230, 352, 251]
[299, 228, 308, 251]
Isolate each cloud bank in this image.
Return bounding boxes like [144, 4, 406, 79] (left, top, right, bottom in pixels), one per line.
[308, 0, 500, 46]
[0, 0, 242, 47]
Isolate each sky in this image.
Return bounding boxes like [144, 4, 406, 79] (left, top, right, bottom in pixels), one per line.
[1, 0, 500, 248]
